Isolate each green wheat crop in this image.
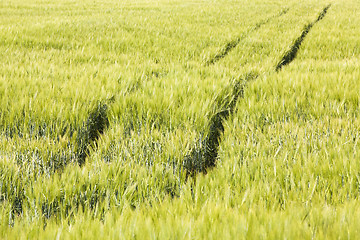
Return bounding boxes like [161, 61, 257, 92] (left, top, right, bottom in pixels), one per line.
[1, 0, 360, 239]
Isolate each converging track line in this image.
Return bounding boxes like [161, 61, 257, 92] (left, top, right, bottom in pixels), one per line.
[275, 4, 331, 71]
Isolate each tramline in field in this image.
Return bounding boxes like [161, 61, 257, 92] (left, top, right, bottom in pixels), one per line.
[1, 0, 360, 238]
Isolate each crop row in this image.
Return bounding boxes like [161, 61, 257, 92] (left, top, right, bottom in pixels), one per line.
[0, 1, 335, 226]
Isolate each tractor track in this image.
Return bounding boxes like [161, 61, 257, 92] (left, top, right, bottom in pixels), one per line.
[275, 4, 331, 71]
[206, 8, 289, 65]
[2, 3, 334, 223]
[183, 73, 258, 179]
[75, 101, 111, 166]
[185, 4, 332, 180]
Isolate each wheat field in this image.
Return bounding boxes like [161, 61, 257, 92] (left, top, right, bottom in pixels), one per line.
[1, 0, 360, 238]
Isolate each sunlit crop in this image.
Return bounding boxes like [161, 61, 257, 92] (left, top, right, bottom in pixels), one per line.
[1, 0, 360, 238]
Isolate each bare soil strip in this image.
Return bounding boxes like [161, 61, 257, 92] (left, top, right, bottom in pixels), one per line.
[275, 4, 331, 71]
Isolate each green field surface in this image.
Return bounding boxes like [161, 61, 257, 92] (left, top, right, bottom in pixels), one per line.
[1, 0, 360, 238]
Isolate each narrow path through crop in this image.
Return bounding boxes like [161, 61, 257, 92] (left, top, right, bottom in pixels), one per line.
[76, 98, 114, 166]
[186, 4, 332, 180]
[206, 8, 289, 65]
[3, 3, 334, 223]
[275, 4, 331, 71]
[183, 73, 258, 179]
